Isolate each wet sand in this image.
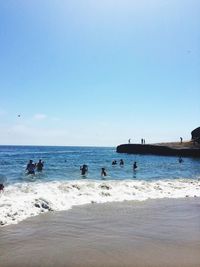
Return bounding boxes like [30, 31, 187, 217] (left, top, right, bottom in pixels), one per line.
[0, 198, 200, 267]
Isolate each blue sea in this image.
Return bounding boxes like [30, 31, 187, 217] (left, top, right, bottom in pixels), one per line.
[0, 145, 200, 226]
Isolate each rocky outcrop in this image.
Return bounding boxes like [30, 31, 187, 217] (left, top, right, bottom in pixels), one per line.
[116, 144, 200, 157]
[191, 127, 200, 144]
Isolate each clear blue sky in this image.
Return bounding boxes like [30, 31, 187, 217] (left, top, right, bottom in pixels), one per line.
[0, 0, 199, 146]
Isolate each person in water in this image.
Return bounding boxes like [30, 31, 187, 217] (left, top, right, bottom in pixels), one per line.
[112, 160, 117, 165]
[119, 159, 124, 166]
[80, 164, 88, 175]
[101, 168, 107, 177]
[0, 183, 4, 192]
[26, 160, 36, 175]
[36, 159, 44, 172]
[133, 161, 137, 170]
[178, 157, 183, 163]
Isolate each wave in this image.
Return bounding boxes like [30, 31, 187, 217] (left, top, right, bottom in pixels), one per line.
[0, 179, 199, 226]
[0, 150, 78, 157]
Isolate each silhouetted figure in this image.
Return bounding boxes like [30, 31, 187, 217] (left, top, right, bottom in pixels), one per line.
[133, 161, 137, 170]
[112, 160, 117, 165]
[119, 159, 124, 166]
[36, 159, 44, 172]
[26, 160, 35, 175]
[180, 137, 183, 143]
[80, 164, 88, 175]
[144, 139, 145, 144]
[101, 168, 107, 177]
[128, 139, 131, 144]
[141, 139, 143, 144]
[0, 184, 4, 192]
[178, 157, 183, 163]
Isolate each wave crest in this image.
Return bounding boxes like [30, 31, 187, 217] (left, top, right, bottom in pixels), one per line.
[0, 179, 199, 226]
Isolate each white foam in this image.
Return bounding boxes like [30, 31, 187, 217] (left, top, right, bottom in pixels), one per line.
[0, 179, 200, 226]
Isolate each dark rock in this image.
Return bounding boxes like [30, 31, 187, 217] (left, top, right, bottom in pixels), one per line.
[101, 192, 111, 197]
[41, 203, 49, 210]
[72, 184, 81, 190]
[100, 184, 111, 190]
[191, 127, 200, 143]
[34, 203, 41, 208]
[34, 198, 52, 211]
[116, 144, 200, 158]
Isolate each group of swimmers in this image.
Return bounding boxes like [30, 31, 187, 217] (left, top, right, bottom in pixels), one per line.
[112, 159, 124, 166]
[0, 155, 185, 193]
[26, 159, 44, 175]
[80, 164, 107, 177]
[80, 165, 107, 177]
[80, 159, 138, 178]
[112, 159, 137, 169]
[25, 156, 184, 177]
[25, 158, 131, 178]
[80, 156, 182, 178]
[0, 160, 44, 192]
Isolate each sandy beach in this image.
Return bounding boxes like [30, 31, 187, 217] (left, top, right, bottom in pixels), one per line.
[0, 198, 200, 267]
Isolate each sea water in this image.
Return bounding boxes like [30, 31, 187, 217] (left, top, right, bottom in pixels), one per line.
[0, 145, 200, 226]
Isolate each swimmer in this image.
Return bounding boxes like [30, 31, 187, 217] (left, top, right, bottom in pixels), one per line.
[101, 168, 107, 177]
[36, 159, 44, 172]
[178, 157, 183, 163]
[0, 183, 4, 192]
[80, 164, 88, 175]
[119, 159, 124, 166]
[133, 161, 137, 170]
[112, 160, 117, 165]
[26, 160, 36, 175]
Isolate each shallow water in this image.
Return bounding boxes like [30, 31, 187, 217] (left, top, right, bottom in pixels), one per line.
[0, 145, 200, 226]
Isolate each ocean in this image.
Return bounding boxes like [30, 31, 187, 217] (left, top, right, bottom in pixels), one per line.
[0, 145, 200, 226]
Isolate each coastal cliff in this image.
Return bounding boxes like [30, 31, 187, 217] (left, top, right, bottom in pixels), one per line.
[116, 143, 200, 157]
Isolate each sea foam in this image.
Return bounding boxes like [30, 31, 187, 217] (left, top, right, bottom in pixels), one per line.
[0, 179, 199, 226]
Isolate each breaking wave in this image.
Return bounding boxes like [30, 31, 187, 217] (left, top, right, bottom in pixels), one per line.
[0, 179, 200, 226]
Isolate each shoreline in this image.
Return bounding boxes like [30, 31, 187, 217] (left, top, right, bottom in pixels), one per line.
[1, 179, 200, 227]
[1, 197, 200, 267]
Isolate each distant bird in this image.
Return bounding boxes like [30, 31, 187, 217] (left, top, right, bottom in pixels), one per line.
[17, 114, 21, 117]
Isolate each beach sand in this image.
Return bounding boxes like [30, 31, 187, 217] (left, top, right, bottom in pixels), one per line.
[0, 198, 200, 267]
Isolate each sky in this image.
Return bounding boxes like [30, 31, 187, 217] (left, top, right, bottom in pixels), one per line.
[0, 0, 199, 146]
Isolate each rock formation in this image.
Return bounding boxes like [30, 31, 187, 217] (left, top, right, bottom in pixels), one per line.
[191, 127, 200, 144]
